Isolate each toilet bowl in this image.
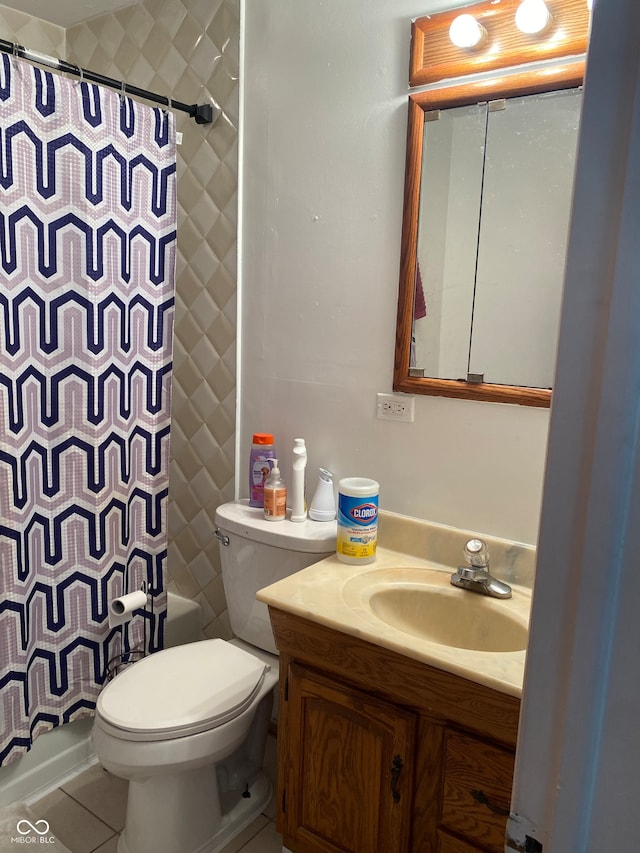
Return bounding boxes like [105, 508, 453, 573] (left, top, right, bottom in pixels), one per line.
[92, 500, 336, 853]
[94, 639, 277, 853]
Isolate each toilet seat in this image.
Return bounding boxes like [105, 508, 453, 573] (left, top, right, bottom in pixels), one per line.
[96, 639, 268, 742]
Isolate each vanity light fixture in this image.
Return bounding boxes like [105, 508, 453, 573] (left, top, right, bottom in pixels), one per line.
[449, 14, 487, 49]
[410, 0, 589, 88]
[515, 0, 553, 34]
[586, 0, 593, 9]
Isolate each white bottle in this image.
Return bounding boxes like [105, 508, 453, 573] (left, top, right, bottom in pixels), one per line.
[263, 460, 287, 521]
[290, 438, 307, 522]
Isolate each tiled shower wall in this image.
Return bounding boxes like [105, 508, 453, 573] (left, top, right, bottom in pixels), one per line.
[0, 7, 64, 54]
[0, 1, 239, 640]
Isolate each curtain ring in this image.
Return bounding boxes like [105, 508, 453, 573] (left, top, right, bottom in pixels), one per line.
[120, 80, 127, 103]
[12, 42, 18, 56]
[77, 64, 84, 83]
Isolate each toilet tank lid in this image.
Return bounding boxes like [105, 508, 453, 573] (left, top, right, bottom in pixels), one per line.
[215, 500, 337, 553]
[96, 639, 267, 736]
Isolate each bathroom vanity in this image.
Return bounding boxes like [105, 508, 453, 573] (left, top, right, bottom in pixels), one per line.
[257, 512, 533, 853]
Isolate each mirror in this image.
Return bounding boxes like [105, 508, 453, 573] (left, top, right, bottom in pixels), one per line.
[413, 88, 582, 389]
[394, 1, 589, 407]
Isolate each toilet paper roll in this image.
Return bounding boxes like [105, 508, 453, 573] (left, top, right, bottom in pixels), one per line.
[109, 590, 149, 628]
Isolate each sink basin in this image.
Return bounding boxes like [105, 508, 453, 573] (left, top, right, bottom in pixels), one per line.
[343, 568, 528, 653]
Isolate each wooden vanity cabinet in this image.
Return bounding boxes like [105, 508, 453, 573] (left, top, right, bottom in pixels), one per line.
[269, 607, 520, 853]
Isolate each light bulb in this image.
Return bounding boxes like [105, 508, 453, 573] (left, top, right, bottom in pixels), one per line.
[586, 0, 593, 9]
[449, 14, 486, 49]
[515, 0, 553, 34]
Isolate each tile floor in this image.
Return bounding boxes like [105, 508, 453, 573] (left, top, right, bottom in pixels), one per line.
[30, 737, 282, 853]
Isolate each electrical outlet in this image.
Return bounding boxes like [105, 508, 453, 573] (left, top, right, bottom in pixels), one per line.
[376, 393, 415, 422]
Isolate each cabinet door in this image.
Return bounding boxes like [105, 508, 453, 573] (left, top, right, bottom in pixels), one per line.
[282, 663, 416, 853]
[440, 729, 514, 852]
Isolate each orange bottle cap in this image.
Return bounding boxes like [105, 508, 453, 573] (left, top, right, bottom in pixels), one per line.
[252, 433, 274, 444]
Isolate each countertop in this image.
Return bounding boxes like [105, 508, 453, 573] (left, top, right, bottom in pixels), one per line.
[257, 511, 534, 698]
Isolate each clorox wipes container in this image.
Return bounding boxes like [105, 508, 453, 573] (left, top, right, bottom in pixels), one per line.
[336, 477, 379, 565]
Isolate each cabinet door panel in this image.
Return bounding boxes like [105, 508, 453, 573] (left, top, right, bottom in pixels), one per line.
[438, 828, 486, 853]
[440, 729, 514, 851]
[284, 663, 416, 853]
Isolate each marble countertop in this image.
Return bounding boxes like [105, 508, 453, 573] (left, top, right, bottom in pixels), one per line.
[257, 511, 534, 698]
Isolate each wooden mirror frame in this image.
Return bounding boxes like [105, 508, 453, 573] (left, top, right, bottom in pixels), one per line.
[394, 1, 588, 407]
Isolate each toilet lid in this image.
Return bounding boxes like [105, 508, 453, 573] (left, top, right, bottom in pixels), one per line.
[96, 639, 268, 739]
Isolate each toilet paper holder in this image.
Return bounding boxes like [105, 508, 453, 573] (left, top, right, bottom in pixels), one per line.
[105, 581, 154, 681]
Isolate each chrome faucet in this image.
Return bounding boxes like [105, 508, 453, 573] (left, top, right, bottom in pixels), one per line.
[450, 538, 512, 599]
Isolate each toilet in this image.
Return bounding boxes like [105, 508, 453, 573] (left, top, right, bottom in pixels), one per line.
[92, 500, 336, 853]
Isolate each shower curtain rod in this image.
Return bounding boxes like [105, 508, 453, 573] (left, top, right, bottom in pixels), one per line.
[0, 38, 216, 125]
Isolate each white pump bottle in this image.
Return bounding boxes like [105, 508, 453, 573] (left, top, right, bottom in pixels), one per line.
[290, 438, 307, 522]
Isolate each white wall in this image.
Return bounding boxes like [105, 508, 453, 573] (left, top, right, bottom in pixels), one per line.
[239, 0, 550, 546]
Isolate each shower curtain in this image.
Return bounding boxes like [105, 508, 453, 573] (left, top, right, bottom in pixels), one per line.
[0, 55, 176, 766]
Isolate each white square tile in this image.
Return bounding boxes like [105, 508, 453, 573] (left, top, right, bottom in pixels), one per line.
[31, 789, 114, 853]
[216, 814, 269, 853]
[239, 821, 283, 853]
[61, 764, 128, 832]
[92, 836, 120, 853]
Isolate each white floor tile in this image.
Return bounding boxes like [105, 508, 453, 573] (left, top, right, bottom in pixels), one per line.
[28, 763, 282, 853]
[217, 814, 269, 853]
[238, 820, 283, 853]
[30, 788, 113, 853]
[91, 836, 120, 853]
[61, 763, 128, 832]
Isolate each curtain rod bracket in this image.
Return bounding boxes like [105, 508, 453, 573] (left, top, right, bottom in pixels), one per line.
[194, 104, 216, 125]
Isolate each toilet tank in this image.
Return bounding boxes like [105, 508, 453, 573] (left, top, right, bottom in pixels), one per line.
[215, 500, 336, 654]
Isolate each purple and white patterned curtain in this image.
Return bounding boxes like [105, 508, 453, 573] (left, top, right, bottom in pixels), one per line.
[0, 55, 176, 766]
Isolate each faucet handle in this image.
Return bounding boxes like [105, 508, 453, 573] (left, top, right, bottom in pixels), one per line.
[464, 538, 490, 569]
